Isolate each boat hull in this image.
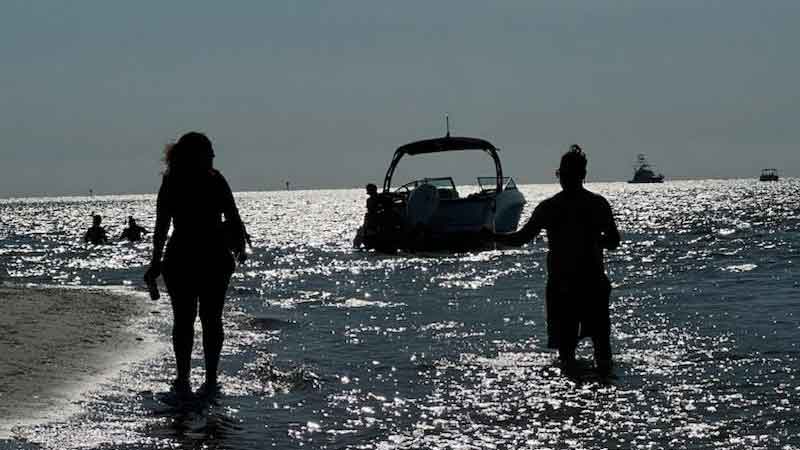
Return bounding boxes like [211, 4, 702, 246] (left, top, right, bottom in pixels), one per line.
[628, 178, 664, 184]
[359, 189, 526, 253]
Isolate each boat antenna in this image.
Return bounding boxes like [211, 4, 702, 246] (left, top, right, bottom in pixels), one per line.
[445, 113, 450, 138]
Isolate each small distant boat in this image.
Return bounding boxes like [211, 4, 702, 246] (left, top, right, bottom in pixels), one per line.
[759, 168, 779, 182]
[628, 154, 664, 183]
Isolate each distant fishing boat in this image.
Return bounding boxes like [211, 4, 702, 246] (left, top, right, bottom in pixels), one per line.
[759, 168, 779, 182]
[628, 154, 664, 183]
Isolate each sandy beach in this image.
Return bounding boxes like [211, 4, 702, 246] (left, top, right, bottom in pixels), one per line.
[0, 285, 158, 437]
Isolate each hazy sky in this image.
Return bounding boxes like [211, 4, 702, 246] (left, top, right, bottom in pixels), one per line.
[2, 1, 799, 197]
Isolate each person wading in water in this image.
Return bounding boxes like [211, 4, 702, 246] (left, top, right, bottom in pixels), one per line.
[145, 131, 247, 399]
[84, 214, 109, 245]
[120, 216, 148, 242]
[490, 144, 620, 375]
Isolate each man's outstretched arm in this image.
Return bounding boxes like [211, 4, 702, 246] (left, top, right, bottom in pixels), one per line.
[493, 205, 544, 247]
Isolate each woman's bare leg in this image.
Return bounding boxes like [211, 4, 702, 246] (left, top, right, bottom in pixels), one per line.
[170, 295, 198, 388]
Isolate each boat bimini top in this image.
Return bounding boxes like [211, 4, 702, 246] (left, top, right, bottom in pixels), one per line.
[382, 136, 504, 193]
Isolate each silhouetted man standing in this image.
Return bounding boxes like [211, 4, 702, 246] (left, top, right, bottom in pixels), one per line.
[492, 145, 620, 375]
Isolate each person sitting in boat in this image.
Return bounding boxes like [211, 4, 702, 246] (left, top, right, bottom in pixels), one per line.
[84, 214, 109, 245]
[120, 216, 148, 242]
[364, 183, 380, 228]
[354, 183, 381, 248]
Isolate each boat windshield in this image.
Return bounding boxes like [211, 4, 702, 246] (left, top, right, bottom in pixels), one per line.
[477, 176, 517, 192]
[395, 177, 457, 192]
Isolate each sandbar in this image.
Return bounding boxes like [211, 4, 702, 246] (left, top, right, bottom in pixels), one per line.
[0, 284, 157, 437]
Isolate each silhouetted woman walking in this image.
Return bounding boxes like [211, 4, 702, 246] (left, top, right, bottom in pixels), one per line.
[145, 132, 247, 398]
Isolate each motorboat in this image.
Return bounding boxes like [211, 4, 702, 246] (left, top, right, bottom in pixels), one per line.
[759, 168, 779, 182]
[354, 135, 526, 252]
[628, 153, 664, 183]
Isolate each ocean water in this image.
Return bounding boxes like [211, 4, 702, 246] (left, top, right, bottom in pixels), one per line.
[1, 179, 799, 450]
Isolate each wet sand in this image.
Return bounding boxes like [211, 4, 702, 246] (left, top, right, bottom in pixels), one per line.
[0, 285, 155, 437]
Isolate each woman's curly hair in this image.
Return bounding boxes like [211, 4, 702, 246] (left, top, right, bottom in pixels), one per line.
[163, 132, 215, 174]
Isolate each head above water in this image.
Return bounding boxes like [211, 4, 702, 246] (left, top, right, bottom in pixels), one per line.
[92, 214, 102, 226]
[557, 144, 587, 190]
[366, 183, 378, 195]
[164, 131, 215, 174]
